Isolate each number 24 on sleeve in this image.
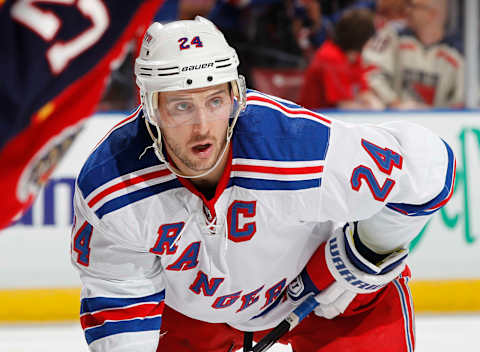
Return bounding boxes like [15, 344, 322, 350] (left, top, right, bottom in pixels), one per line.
[350, 139, 403, 201]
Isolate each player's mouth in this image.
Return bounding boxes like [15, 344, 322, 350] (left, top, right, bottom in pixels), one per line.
[191, 143, 213, 158]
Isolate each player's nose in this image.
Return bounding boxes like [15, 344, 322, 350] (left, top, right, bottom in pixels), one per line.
[191, 107, 210, 132]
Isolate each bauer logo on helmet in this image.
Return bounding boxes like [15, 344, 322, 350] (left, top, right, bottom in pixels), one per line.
[181, 63, 214, 72]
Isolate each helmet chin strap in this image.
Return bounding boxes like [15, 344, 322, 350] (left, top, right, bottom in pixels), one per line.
[144, 118, 232, 180]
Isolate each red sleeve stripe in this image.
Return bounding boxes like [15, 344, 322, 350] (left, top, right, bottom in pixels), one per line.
[81, 301, 165, 330]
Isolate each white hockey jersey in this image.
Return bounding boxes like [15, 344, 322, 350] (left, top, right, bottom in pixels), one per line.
[362, 27, 464, 108]
[71, 90, 455, 351]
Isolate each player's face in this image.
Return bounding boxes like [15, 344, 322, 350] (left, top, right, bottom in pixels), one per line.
[406, 0, 434, 29]
[157, 83, 232, 176]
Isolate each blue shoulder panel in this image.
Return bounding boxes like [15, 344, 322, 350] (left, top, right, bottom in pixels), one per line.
[233, 91, 331, 162]
[77, 111, 168, 199]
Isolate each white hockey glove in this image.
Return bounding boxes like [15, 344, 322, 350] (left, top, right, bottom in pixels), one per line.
[287, 222, 408, 319]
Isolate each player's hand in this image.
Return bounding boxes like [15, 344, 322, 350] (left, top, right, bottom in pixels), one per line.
[389, 99, 429, 110]
[287, 223, 408, 319]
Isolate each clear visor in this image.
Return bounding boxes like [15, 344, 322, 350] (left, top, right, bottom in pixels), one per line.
[151, 85, 240, 127]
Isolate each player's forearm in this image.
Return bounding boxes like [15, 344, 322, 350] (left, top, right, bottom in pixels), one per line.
[355, 207, 429, 253]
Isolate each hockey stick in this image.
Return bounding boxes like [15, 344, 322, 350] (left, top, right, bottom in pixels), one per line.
[250, 295, 320, 352]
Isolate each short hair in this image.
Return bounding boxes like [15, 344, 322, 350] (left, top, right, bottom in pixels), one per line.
[334, 8, 376, 52]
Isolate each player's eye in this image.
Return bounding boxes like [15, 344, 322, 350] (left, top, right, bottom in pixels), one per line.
[209, 97, 223, 109]
[175, 102, 192, 112]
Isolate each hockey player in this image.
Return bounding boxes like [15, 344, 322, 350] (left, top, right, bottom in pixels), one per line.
[362, 0, 464, 109]
[0, 0, 164, 230]
[72, 16, 455, 351]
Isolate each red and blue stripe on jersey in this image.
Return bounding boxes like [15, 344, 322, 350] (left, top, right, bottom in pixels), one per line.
[230, 158, 325, 191]
[80, 291, 165, 345]
[229, 91, 331, 191]
[386, 140, 456, 216]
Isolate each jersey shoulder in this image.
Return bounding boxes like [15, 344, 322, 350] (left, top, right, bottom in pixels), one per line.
[233, 90, 332, 162]
[77, 109, 180, 206]
[397, 28, 463, 55]
[439, 32, 464, 56]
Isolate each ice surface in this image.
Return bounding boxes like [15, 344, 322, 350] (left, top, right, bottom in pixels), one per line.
[0, 314, 478, 351]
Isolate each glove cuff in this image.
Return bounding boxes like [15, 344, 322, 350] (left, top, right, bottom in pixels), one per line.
[325, 223, 408, 294]
[345, 222, 409, 275]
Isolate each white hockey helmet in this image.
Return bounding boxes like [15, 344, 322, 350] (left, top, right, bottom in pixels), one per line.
[134, 16, 246, 178]
[135, 16, 246, 132]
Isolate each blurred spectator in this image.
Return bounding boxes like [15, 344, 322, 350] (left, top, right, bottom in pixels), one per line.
[374, 0, 408, 30]
[208, 0, 285, 87]
[291, 0, 333, 58]
[330, 0, 407, 30]
[329, 0, 375, 19]
[319, 0, 356, 16]
[362, 0, 464, 109]
[299, 8, 383, 110]
[178, 0, 216, 19]
[97, 48, 137, 111]
[153, 0, 181, 23]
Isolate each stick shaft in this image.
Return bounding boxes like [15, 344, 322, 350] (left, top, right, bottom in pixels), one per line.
[251, 296, 319, 352]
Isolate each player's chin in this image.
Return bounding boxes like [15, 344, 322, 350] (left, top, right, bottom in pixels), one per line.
[187, 149, 216, 170]
[187, 160, 216, 174]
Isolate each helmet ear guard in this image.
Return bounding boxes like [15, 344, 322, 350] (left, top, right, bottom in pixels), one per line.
[135, 16, 246, 178]
[226, 75, 247, 140]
